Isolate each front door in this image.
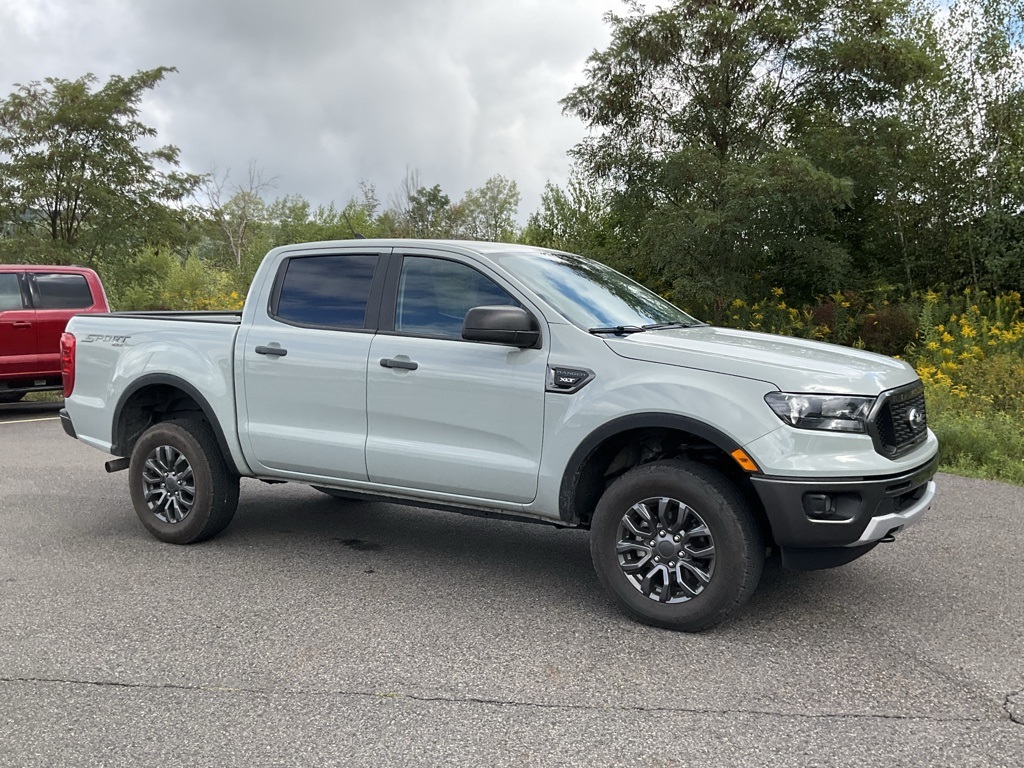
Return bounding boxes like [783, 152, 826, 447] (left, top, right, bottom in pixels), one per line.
[365, 253, 548, 504]
[0, 273, 37, 379]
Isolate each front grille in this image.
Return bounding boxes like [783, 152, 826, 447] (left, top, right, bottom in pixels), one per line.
[871, 383, 928, 458]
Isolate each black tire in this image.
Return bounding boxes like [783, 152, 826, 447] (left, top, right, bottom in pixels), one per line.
[128, 418, 239, 544]
[0, 392, 25, 404]
[590, 459, 764, 632]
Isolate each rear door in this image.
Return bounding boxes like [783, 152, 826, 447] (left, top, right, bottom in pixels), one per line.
[28, 271, 98, 374]
[0, 272, 37, 378]
[238, 247, 389, 481]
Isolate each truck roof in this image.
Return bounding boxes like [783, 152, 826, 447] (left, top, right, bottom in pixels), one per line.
[269, 239, 562, 259]
[0, 264, 102, 275]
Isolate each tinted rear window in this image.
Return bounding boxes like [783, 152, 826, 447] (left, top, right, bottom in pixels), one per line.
[0, 274, 23, 311]
[273, 254, 378, 329]
[33, 273, 94, 309]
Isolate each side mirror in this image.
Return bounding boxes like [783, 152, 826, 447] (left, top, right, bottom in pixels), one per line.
[462, 306, 540, 348]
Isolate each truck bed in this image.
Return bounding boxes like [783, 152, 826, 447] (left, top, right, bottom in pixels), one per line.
[63, 311, 244, 462]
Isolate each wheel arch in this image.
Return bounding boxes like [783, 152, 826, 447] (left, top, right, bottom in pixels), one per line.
[111, 373, 241, 475]
[558, 413, 770, 537]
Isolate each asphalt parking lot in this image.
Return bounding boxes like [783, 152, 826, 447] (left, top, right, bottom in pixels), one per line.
[1, 401, 1022, 767]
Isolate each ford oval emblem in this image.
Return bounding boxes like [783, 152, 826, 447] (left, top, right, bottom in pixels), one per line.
[908, 407, 925, 429]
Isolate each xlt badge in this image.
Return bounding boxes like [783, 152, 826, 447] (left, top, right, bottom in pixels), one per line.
[546, 366, 595, 394]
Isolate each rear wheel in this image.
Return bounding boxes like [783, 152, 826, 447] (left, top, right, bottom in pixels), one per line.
[0, 392, 25, 404]
[590, 459, 763, 631]
[129, 418, 239, 544]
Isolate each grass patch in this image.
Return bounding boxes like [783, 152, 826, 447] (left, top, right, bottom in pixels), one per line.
[926, 388, 1024, 486]
[23, 391, 65, 403]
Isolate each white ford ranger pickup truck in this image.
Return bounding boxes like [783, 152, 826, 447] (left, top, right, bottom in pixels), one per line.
[59, 240, 938, 630]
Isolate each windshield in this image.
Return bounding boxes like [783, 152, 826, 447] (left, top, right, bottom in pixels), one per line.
[496, 251, 700, 330]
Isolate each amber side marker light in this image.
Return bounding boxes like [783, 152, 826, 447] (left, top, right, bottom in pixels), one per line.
[730, 448, 759, 473]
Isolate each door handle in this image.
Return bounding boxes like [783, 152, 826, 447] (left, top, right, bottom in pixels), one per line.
[254, 345, 288, 357]
[12, 321, 32, 329]
[380, 358, 418, 371]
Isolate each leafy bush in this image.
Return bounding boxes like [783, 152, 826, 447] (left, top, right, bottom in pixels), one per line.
[858, 305, 918, 356]
[101, 249, 244, 311]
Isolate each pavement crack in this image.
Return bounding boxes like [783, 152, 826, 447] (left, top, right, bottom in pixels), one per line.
[0, 674, 995, 725]
[1005, 689, 1023, 726]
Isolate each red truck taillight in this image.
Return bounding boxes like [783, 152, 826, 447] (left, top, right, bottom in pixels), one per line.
[60, 332, 76, 397]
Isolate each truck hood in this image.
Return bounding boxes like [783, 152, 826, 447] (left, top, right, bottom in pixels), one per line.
[604, 325, 918, 395]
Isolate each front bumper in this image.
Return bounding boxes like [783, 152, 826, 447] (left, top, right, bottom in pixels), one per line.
[750, 453, 938, 551]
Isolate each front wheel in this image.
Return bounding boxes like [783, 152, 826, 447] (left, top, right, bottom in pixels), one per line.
[128, 418, 239, 544]
[590, 459, 764, 631]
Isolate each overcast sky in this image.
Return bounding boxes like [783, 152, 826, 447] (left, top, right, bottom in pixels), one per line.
[0, 0, 619, 219]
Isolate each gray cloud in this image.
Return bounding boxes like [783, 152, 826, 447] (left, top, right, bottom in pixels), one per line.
[0, 0, 613, 219]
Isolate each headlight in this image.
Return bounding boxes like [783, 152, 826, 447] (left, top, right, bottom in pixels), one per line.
[764, 392, 875, 433]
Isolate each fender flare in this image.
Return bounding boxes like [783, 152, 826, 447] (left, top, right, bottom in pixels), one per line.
[558, 412, 746, 524]
[111, 373, 242, 475]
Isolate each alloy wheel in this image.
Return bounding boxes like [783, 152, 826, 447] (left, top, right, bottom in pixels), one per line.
[615, 496, 717, 603]
[141, 445, 196, 524]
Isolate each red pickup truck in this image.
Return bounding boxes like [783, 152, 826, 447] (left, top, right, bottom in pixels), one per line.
[0, 265, 109, 403]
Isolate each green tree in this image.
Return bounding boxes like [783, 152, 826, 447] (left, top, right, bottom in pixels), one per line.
[522, 175, 615, 258]
[0, 67, 202, 265]
[408, 184, 456, 237]
[384, 169, 459, 238]
[340, 180, 386, 238]
[203, 163, 275, 267]
[562, 0, 943, 315]
[460, 174, 521, 241]
[936, 0, 1024, 291]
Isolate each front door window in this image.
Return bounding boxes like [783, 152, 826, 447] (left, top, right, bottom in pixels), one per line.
[395, 257, 517, 339]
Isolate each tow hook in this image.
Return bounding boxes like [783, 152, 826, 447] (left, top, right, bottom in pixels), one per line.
[104, 457, 131, 473]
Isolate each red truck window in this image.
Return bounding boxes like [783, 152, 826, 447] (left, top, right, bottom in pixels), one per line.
[0, 274, 22, 311]
[32, 273, 94, 309]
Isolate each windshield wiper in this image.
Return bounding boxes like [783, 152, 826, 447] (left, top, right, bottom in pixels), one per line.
[588, 325, 646, 335]
[641, 321, 705, 330]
